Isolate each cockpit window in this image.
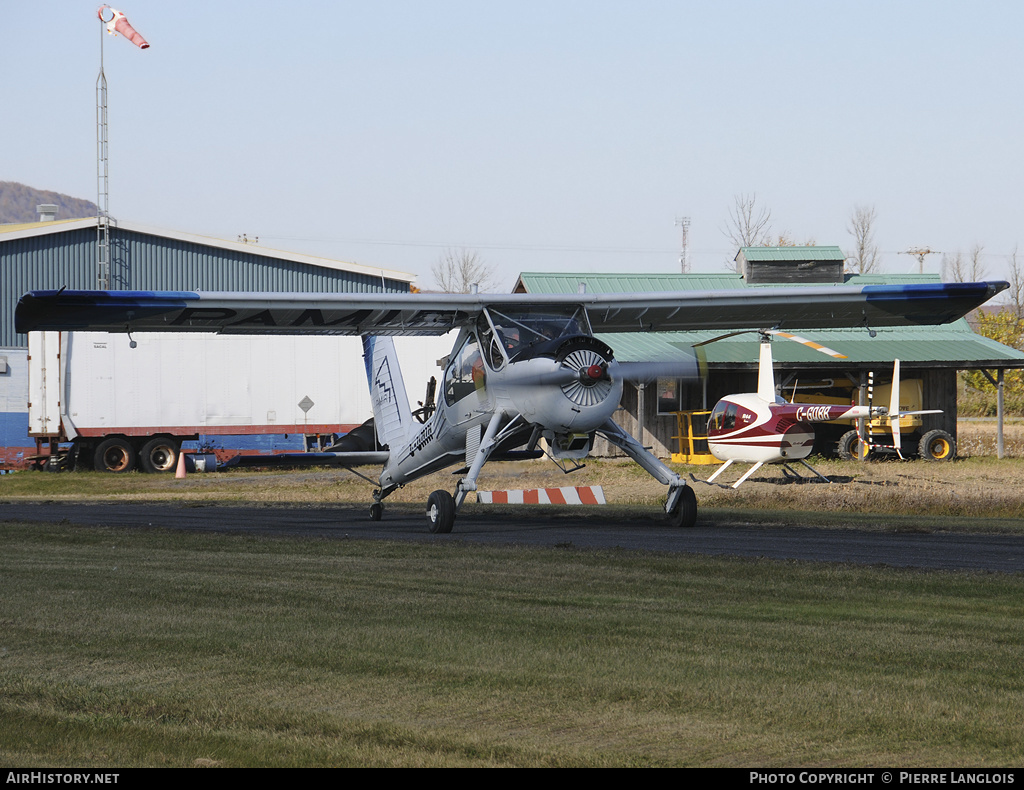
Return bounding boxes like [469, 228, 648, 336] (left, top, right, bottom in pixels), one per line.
[709, 401, 738, 433]
[476, 314, 506, 371]
[444, 335, 486, 406]
[483, 305, 591, 360]
[709, 402, 726, 432]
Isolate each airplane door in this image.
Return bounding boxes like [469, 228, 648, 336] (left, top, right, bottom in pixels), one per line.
[442, 335, 487, 426]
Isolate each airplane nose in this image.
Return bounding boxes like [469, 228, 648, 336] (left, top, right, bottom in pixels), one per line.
[581, 363, 606, 385]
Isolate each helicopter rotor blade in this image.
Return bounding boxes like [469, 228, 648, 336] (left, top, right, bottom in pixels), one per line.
[692, 328, 849, 359]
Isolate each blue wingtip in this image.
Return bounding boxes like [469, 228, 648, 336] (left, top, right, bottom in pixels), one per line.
[15, 289, 198, 334]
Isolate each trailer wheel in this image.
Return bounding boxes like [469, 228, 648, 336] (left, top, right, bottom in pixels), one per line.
[139, 437, 180, 473]
[94, 437, 136, 473]
[919, 429, 956, 462]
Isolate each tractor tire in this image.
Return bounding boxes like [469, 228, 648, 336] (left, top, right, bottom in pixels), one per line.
[837, 431, 869, 461]
[918, 429, 956, 462]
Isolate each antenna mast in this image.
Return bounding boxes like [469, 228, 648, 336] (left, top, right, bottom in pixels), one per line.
[675, 216, 691, 273]
[94, 5, 149, 290]
[96, 11, 110, 289]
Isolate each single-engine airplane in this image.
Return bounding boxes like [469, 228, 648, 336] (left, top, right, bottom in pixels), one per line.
[698, 331, 939, 488]
[15, 280, 1006, 532]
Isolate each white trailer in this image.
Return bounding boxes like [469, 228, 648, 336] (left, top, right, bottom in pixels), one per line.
[27, 331, 450, 472]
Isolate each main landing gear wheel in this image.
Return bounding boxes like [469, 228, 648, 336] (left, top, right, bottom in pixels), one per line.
[426, 489, 455, 534]
[369, 502, 383, 521]
[919, 429, 956, 462]
[669, 485, 697, 529]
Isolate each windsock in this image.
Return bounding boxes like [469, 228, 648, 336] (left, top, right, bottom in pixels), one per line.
[98, 5, 149, 49]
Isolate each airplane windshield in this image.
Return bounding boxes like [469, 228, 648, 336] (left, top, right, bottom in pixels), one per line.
[484, 306, 591, 358]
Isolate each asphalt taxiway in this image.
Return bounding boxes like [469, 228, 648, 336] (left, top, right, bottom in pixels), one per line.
[2, 501, 1023, 573]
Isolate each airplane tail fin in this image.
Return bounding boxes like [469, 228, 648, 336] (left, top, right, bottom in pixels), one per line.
[362, 335, 415, 451]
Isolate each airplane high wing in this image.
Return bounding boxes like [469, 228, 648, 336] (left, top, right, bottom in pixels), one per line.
[13, 281, 1006, 336]
[14, 280, 1008, 534]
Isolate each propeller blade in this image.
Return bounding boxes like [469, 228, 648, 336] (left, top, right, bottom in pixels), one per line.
[504, 367, 580, 388]
[615, 355, 704, 384]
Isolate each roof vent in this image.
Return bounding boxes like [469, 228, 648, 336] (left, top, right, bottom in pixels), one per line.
[36, 204, 59, 222]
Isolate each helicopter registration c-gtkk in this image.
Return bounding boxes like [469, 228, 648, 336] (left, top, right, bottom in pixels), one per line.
[14, 280, 1007, 532]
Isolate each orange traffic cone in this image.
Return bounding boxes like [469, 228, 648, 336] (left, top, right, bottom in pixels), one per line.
[175, 450, 186, 479]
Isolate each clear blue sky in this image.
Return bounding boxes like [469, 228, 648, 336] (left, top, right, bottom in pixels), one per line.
[4, 1, 1022, 291]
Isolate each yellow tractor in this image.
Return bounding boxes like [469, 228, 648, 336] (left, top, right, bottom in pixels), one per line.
[791, 375, 955, 461]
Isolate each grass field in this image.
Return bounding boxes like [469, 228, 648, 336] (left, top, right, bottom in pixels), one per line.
[2, 523, 1023, 768]
[2, 422, 1023, 767]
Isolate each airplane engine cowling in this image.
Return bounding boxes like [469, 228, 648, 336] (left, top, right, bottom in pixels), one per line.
[557, 339, 615, 408]
[507, 336, 621, 435]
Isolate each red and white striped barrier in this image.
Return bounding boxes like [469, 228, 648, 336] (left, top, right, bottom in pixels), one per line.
[477, 486, 606, 505]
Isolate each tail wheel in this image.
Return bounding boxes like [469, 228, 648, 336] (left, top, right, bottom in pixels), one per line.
[139, 437, 180, 473]
[669, 485, 698, 529]
[426, 489, 456, 534]
[919, 429, 956, 462]
[94, 437, 136, 473]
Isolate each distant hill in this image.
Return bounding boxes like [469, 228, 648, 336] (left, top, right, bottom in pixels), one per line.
[0, 181, 97, 224]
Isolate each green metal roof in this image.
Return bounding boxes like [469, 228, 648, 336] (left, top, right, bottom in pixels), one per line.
[601, 325, 1024, 368]
[737, 245, 845, 262]
[514, 272, 1024, 368]
[515, 271, 930, 294]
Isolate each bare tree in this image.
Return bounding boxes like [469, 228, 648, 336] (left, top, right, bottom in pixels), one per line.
[969, 243, 987, 281]
[846, 204, 881, 274]
[721, 193, 773, 252]
[945, 243, 987, 282]
[431, 248, 497, 293]
[771, 231, 816, 247]
[1008, 245, 1023, 320]
[943, 250, 964, 281]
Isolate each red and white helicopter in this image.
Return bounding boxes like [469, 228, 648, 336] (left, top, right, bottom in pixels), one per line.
[15, 281, 1005, 531]
[699, 330, 937, 488]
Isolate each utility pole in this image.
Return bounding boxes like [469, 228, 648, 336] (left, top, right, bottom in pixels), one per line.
[899, 247, 941, 274]
[675, 216, 691, 273]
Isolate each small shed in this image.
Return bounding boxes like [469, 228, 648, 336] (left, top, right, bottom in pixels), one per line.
[734, 246, 846, 284]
